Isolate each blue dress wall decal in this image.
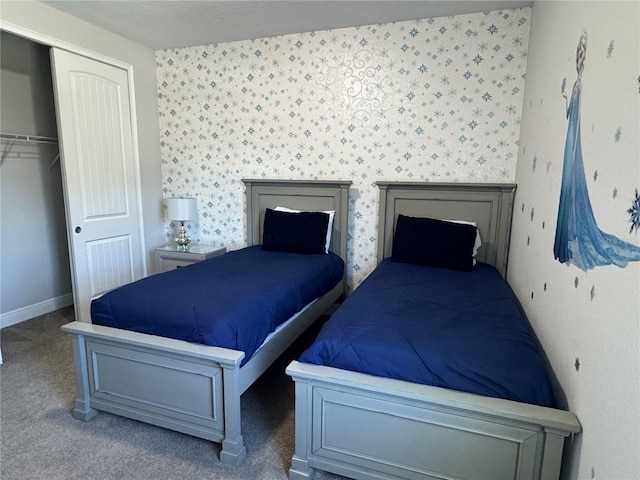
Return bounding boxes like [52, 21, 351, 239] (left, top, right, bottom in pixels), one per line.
[554, 30, 640, 271]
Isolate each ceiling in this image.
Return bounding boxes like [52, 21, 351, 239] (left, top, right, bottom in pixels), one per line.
[42, 0, 533, 50]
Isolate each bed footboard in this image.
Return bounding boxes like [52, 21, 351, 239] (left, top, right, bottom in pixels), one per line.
[286, 361, 580, 480]
[62, 321, 247, 465]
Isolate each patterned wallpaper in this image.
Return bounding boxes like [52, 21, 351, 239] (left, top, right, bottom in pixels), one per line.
[156, 8, 531, 287]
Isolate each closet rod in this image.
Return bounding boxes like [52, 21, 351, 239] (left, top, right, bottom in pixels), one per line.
[0, 132, 58, 145]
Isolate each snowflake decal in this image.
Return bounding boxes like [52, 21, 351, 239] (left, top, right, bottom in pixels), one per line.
[614, 126, 622, 142]
[628, 189, 640, 233]
[607, 39, 614, 58]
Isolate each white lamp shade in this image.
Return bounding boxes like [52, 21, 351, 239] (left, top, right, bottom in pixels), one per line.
[167, 198, 197, 221]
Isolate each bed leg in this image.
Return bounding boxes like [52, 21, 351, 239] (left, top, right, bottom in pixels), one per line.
[219, 364, 247, 466]
[72, 399, 98, 421]
[68, 333, 98, 421]
[289, 456, 313, 480]
[540, 429, 566, 480]
[220, 436, 246, 466]
[288, 377, 314, 479]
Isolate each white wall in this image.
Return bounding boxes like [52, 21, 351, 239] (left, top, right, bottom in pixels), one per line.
[509, 1, 640, 478]
[0, 31, 72, 319]
[0, 0, 165, 275]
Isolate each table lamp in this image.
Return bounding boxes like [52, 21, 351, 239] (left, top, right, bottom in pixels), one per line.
[167, 198, 197, 248]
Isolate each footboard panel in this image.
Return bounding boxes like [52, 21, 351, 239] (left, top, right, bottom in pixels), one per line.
[287, 361, 581, 480]
[62, 321, 246, 449]
[311, 386, 539, 480]
[85, 337, 226, 441]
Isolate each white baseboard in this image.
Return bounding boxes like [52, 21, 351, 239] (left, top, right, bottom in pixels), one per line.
[0, 293, 74, 329]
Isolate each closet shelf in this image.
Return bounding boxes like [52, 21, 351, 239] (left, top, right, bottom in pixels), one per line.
[0, 132, 58, 145]
[1, 132, 60, 168]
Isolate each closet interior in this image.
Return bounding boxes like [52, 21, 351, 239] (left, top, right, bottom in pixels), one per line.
[0, 31, 73, 330]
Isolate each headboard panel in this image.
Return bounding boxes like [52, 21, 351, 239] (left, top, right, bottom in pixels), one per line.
[242, 179, 352, 260]
[377, 182, 516, 278]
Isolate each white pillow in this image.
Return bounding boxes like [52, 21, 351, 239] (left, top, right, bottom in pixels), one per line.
[443, 219, 482, 263]
[274, 206, 335, 253]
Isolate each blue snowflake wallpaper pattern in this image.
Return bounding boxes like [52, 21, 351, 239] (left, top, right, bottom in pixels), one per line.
[156, 8, 531, 287]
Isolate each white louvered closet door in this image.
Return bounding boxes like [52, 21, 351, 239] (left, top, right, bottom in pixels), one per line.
[50, 48, 144, 323]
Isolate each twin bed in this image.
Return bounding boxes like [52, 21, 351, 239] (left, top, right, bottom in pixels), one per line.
[287, 182, 581, 480]
[61, 179, 351, 466]
[62, 180, 580, 479]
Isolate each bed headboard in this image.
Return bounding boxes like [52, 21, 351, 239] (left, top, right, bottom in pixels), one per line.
[377, 182, 516, 278]
[242, 179, 352, 260]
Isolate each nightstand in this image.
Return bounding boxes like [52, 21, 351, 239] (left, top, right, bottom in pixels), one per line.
[155, 244, 226, 272]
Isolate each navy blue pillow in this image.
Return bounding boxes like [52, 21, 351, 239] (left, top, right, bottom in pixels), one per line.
[262, 208, 330, 254]
[391, 214, 477, 271]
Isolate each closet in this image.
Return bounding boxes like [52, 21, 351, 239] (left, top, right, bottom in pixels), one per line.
[0, 31, 72, 328]
[1, 29, 146, 330]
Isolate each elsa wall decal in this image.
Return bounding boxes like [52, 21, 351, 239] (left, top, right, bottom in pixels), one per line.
[553, 30, 640, 270]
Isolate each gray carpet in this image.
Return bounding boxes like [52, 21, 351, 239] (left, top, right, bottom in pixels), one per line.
[0, 307, 345, 480]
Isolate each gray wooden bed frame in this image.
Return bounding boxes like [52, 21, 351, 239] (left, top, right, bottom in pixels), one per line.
[287, 182, 581, 480]
[61, 179, 351, 466]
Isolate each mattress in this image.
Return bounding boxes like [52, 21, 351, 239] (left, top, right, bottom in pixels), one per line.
[299, 259, 556, 407]
[92, 246, 344, 365]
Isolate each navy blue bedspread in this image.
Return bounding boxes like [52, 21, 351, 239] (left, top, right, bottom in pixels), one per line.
[92, 246, 344, 364]
[299, 259, 556, 408]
